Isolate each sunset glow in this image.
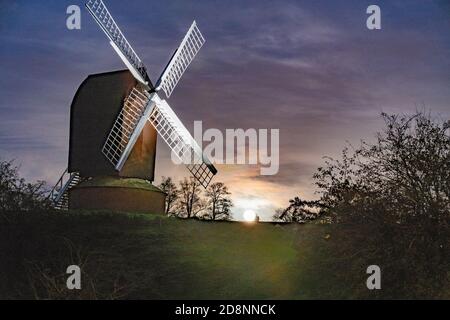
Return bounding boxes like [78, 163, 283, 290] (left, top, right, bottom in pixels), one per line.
[243, 210, 257, 222]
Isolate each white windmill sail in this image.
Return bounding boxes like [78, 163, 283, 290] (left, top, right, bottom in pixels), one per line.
[148, 96, 217, 188]
[85, 0, 150, 86]
[155, 21, 206, 98]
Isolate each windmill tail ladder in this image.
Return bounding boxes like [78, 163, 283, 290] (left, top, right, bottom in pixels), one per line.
[49, 169, 82, 210]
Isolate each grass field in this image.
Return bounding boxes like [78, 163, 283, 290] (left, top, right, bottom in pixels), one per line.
[0, 211, 448, 299]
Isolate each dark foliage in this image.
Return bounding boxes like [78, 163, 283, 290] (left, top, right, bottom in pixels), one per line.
[276, 112, 449, 224]
[0, 159, 51, 212]
[159, 176, 233, 221]
[314, 112, 449, 224]
[203, 182, 233, 221]
[273, 197, 324, 223]
[158, 176, 179, 216]
[276, 112, 450, 296]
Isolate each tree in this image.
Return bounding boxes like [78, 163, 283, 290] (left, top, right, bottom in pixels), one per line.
[177, 177, 205, 218]
[309, 113, 450, 295]
[204, 182, 233, 220]
[277, 112, 449, 224]
[313, 112, 450, 223]
[158, 176, 179, 216]
[0, 159, 50, 212]
[273, 112, 449, 297]
[273, 197, 323, 223]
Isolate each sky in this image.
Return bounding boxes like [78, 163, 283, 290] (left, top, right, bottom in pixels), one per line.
[0, 0, 449, 221]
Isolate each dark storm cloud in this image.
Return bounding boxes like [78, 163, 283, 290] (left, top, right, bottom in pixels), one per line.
[0, 0, 449, 219]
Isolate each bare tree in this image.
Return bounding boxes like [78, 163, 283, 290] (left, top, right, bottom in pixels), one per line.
[177, 177, 205, 218]
[0, 159, 50, 212]
[158, 176, 179, 216]
[205, 182, 233, 220]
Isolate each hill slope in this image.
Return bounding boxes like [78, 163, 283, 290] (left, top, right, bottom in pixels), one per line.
[0, 211, 448, 299]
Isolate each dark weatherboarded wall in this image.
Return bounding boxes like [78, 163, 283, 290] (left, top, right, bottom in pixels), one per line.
[68, 70, 157, 180]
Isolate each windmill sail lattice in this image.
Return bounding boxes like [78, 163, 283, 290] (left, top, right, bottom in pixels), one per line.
[86, 0, 149, 85]
[156, 21, 206, 98]
[148, 97, 217, 188]
[102, 86, 153, 170]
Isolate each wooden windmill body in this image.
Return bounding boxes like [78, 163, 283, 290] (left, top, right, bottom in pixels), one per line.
[68, 70, 165, 213]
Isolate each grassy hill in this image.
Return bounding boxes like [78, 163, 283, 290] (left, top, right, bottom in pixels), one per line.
[0, 211, 448, 299]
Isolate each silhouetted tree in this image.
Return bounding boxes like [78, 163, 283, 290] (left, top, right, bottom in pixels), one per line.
[276, 112, 449, 224]
[158, 176, 179, 216]
[313, 112, 450, 223]
[204, 182, 233, 220]
[0, 159, 50, 212]
[177, 177, 205, 218]
[302, 112, 450, 296]
[273, 197, 323, 223]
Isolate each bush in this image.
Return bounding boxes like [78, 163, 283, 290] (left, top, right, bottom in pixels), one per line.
[314, 112, 449, 224]
[0, 159, 51, 212]
[308, 112, 450, 297]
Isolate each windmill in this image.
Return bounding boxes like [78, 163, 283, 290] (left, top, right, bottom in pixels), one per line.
[49, 0, 217, 212]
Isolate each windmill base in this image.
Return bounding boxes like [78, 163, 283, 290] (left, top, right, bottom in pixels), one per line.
[68, 176, 166, 214]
